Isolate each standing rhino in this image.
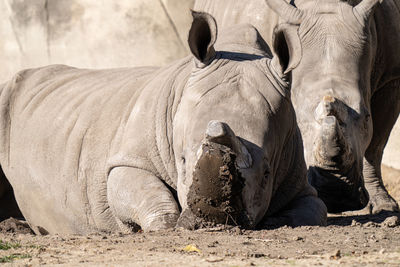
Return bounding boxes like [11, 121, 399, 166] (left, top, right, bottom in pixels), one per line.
[195, 0, 400, 213]
[0, 12, 326, 234]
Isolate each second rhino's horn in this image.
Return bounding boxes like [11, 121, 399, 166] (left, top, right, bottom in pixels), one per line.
[205, 120, 253, 169]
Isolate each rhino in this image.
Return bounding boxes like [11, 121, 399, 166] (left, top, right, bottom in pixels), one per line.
[195, 0, 400, 213]
[0, 12, 326, 234]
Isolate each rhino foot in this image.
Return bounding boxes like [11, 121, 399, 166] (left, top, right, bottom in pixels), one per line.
[366, 189, 399, 214]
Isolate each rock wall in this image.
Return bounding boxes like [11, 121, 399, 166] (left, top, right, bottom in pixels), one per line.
[0, 0, 194, 82]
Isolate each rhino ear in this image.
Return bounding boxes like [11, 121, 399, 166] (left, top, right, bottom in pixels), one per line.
[271, 23, 302, 75]
[188, 11, 217, 65]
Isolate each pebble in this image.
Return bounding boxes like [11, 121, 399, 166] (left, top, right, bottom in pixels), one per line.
[382, 216, 400, 228]
[234, 227, 242, 235]
[363, 221, 378, 227]
[205, 256, 224, 263]
[330, 249, 341, 259]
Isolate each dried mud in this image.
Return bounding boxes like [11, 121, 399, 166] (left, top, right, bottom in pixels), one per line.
[0, 165, 399, 266]
[182, 142, 248, 229]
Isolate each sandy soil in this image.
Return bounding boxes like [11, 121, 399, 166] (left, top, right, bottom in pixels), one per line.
[0, 165, 398, 267]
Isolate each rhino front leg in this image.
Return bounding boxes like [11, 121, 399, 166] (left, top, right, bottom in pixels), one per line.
[107, 167, 180, 232]
[363, 80, 400, 214]
[260, 186, 327, 228]
[0, 167, 22, 220]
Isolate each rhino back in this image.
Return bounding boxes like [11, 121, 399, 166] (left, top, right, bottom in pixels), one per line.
[194, 0, 279, 45]
[0, 64, 158, 234]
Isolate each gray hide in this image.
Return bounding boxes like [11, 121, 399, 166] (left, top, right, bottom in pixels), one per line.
[0, 12, 326, 234]
[195, 0, 400, 213]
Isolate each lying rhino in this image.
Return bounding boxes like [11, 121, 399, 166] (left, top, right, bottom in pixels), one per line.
[0, 12, 326, 234]
[195, 0, 400, 213]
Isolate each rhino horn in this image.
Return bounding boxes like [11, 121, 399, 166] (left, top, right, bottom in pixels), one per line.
[314, 115, 352, 168]
[354, 0, 383, 21]
[314, 96, 353, 167]
[205, 120, 252, 169]
[314, 95, 347, 125]
[264, 0, 304, 24]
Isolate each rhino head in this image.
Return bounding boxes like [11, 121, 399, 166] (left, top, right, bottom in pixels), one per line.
[265, 0, 381, 212]
[173, 11, 299, 228]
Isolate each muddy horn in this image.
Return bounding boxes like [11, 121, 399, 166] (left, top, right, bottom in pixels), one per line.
[183, 121, 252, 228]
[205, 120, 252, 169]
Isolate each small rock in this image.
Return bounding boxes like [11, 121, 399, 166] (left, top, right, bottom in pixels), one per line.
[207, 241, 219, 248]
[205, 257, 224, 263]
[234, 227, 242, 235]
[293, 236, 303, 241]
[250, 253, 265, 258]
[379, 249, 386, 254]
[364, 221, 377, 227]
[351, 220, 361, 226]
[330, 249, 341, 259]
[382, 216, 400, 228]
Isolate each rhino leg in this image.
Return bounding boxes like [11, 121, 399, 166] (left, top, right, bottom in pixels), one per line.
[259, 185, 327, 228]
[363, 80, 400, 214]
[107, 167, 180, 232]
[0, 166, 22, 221]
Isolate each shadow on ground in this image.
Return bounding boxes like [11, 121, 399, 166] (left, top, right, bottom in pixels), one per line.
[328, 211, 400, 226]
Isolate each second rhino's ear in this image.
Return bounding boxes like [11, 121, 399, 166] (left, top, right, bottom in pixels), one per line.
[271, 23, 302, 75]
[188, 11, 217, 65]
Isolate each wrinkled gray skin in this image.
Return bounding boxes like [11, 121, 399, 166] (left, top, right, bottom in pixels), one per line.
[195, 0, 400, 213]
[0, 12, 326, 234]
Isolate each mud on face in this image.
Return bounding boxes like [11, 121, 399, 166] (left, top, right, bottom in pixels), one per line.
[178, 141, 251, 229]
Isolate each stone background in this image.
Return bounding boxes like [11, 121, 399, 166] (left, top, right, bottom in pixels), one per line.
[0, 0, 398, 169]
[0, 0, 194, 82]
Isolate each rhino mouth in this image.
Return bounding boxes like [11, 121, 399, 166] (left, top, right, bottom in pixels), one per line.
[308, 165, 369, 213]
[183, 141, 252, 229]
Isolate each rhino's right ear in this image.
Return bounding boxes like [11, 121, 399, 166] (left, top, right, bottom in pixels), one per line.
[271, 23, 302, 75]
[188, 11, 217, 66]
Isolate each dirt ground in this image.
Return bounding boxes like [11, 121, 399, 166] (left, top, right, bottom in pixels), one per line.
[0, 165, 399, 266]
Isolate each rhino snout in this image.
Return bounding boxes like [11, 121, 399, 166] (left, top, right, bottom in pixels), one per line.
[310, 96, 369, 212]
[313, 97, 353, 170]
[179, 121, 255, 229]
[184, 140, 251, 227]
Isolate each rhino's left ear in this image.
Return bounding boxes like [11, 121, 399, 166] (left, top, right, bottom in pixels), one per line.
[271, 23, 302, 75]
[188, 11, 217, 65]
